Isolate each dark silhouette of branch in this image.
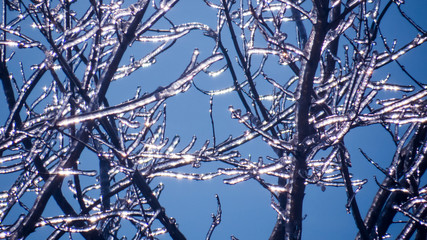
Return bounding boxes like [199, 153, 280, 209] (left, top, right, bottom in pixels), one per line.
[338, 146, 369, 240]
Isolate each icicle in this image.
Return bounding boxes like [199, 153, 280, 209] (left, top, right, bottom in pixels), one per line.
[179, 136, 197, 154]
[0, 163, 25, 174]
[223, 174, 251, 185]
[218, 168, 247, 176]
[266, 184, 288, 193]
[54, 169, 97, 176]
[149, 171, 221, 180]
[322, 13, 356, 53]
[117, 117, 140, 128]
[314, 114, 352, 129]
[137, 30, 189, 42]
[164, 135, 180, 154]
[205, 64, 227, 77]
[0, 153, 25, 164]
[62, 26, 99, 50]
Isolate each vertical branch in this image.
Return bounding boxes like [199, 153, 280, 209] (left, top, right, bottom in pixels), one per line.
[290, 0, 308, 49]
[205, 194, 222, 240]
[275, 1, 329, 239]
[221, 0, 270, 122]
[294, 0, 328, 144]
[338, 146, 369, 240]
[217, 38, 252, 113]
[209, 96, 217, 148]
[324, 3, 341, 81]
[99, 155, 111, 211]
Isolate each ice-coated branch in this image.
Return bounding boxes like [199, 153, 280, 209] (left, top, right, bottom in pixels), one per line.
[56, 52, 223, 127]
[205, 194, 222, 240]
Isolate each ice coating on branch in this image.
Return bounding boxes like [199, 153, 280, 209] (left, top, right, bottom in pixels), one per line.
[322, 12, 356, 53]
[1, 0, 426, 239]
[56, 53, 223, 126]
